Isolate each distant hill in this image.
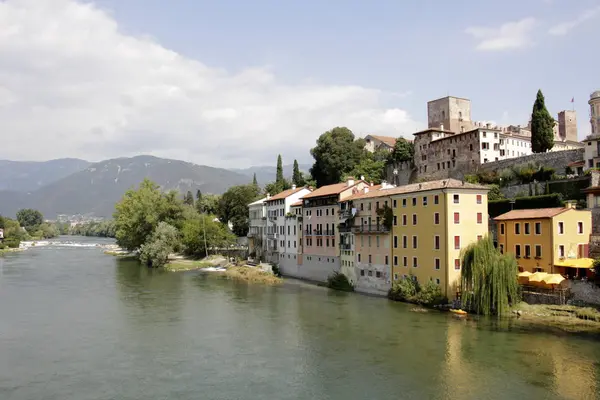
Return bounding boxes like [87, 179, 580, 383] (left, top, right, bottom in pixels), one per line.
[0, 158, 90, 192]
[0, 155, 252, 218]
[231, 163, 312, 185]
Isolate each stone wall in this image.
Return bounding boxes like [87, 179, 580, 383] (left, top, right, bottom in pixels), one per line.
[352, 263, 390, 296]
[478, 148, 584, 174]
[566, 280, 600, 306]
[279, 255, 340, 283]
[588, 232, 600, 259]
[385, 161, 414, 186]
[500, 182, 545, 199]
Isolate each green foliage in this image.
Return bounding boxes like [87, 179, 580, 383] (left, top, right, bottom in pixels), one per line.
[292, 159, 305, 186]
[69, 220, 116, 237]
[376, 204, 393, 229]
[414, 280, 447, 306]
[31, 223, 59, 239]
[487, 184, 504, 201]
[276, 154, 284, 187]
[252, 173, 258, 186]
[388, 137, 414, 163]
[488, 193, 563, 218]
[139, 222, 179, 268]
[16, 209, 44, 232]
[183, 191, 194, 206]
[263, 179, 291, 196]
[547, 178, 589, 202]
[196, 193, 220, 215]
[4, 237, 21, 249]
[388, 276, 419, 301]
[271, 263, 282, 278]
[326, 271, 354, 292]
[347, 152, 386, 184]
[181, 211, 236, 257]
[460, 236, 519, 316]
[593, 259, 600, 276]
[218, 184, 261, 236]
[113, 179, 185, 251]
[531, 89, 555, 153]
[309, 127, 366, 187]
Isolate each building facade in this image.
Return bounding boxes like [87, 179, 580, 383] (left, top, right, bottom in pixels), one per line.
[388, 179, 489, 300]
[364, 135, 397, 153]
[584, 134, 600, 170]
[590, 90, 600, 136]
[494, 204, 591, 276]
[247, 197, 267, 261]
[279, 201, 304, 273]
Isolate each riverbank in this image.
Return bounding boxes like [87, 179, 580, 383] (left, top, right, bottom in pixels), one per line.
[0, 247, 24, 256]
[511, 303, 600, 335]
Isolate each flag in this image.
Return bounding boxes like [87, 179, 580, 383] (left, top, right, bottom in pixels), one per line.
[571, 97, 574, 103]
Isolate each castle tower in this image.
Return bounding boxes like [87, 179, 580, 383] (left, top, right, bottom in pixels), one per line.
[590, 91, 600, 135]
[557, 110, 577, 142]
[427, 96, 473, 133]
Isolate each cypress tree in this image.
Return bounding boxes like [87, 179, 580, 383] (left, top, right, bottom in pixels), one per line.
[530, 89, 555, 153]
[275, 155, 284, 188]
[252, 173, 258, 186]
[292, 159, 304, 186]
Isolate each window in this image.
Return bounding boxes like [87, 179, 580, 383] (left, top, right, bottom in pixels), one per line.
[393, 199, 397, 208]
[394, 273, 399, 280]
[394, 235, 398, 248]
[435, 278, 440, 285]
[402, 235, 407, 249]
[403, 257, 407, 267]
[434, 213, 440, 225]
[360, 269, 365, 276]
[578, 221, 584, 234]
[454, 212, 460, 224]
[454, 259, 460, 270]
[412, 197, 417, 206]
[525, 245, 531, 258]
[477, 213, 483, 224]
[412, 214, 417, 225]
[435, 258, 440, 270]
[434, 235, 440, 250]
[402, 215, 407, 225]
[385, 255, 389, 265]
[402, 198, 407, 207]
[454, 236, 460, 249]
[515, 245, 521, 258]
[476, 194, 482, 204]
[412, 257, 418, 268]
[500, 223, 505, 235]
[559, 245, 565, 258]
[524, 223, 530, 235]
[535, 222, 541, 235]
[477, 235, 482, 241]
[376, 271, 381, 278]
[499, 244, 504, 254]
[558, 222, 564, 234]
[412, 235, 418, 249]
[434, 195, 439, 205]
[368, 254, 372, 264]
[393, 215, 397, 226]
[376, 236, 380, 248]
[360, 203, 364, 211]
[453, 194, 459, 204]
[482, 142, 489, 150]
[394, 256, 398, 266]
[515, 223, 520, 235]
[535, 245, 542, 258]
[422, 196, 428, 206]
[358, 254, 361, 262]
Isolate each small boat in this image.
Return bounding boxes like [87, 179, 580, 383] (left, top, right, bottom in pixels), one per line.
[450, 309, 467, 315]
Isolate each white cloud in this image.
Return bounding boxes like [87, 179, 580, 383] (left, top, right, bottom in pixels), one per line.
[465, 17, 537, 51]
[0, 0, 419, 168]
[548, 6, 600, 36]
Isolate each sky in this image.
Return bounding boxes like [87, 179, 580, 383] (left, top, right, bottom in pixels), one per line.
[0, 0, 598, 168]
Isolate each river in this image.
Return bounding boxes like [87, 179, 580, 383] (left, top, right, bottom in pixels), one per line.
[0, 237, 598, 400]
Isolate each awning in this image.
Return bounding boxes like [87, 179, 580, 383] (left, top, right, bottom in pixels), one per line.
[554, 258, 594, 269]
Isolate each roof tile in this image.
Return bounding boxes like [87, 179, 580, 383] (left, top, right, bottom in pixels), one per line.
[493, 208, 568, 221]
[266, 187, 306, 201]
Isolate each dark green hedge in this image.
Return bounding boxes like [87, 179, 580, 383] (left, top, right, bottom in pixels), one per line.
[547, 177, 590, 202]
[489, 194, 564, 218]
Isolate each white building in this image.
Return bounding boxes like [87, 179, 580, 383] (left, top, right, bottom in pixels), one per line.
[247, 197, 267, 261]
[264, 185, 311, 264]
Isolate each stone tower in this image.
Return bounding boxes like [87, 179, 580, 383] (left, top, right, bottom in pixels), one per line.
[590, 91, 600, 135]
[427, 96, 472, 133]
[557, 110, 578, 141]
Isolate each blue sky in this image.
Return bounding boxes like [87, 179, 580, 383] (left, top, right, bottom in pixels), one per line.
[0, 0, 598, 167]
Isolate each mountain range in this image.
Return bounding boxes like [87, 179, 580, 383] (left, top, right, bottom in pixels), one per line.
[0, 155, 263, 218]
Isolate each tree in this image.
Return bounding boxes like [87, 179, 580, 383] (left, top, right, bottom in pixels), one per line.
[460, 236, 519, 316]
[218, 184, 261, 236]
[292, 159, 305, 186]
[139, 222, 180, 268]
[276, 154, 284, 186]
[347, 153, 386, 184]
[309, 127, 366, 187]
[252, 173, 258, 186]
[531, 89, 555, 153]
[196, 193, 221, 215]
[183, 191, 194, 206]
[487, 184, 504, 201]
[181, 212, 236, 257]
[16, 209, 43, 231]
[389, 137, 414, 163]
[263, 178, 291, 196]
[113, 179, 185, 251]
[196, 189, 202, 202]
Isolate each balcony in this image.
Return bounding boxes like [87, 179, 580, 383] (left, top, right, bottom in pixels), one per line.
[338, 208, 355, 221]
[247, 232, 256, 238]
[338, 224, 352, 233]
[312, 230, 335, 236]
[266, 232, 278, 239]
[351, 224, 390, 234]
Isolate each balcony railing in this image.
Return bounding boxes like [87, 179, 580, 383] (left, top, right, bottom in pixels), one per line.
[338, 224, 352, 233]
[266, 232, 278, 239]
[351, 225, 390, 234]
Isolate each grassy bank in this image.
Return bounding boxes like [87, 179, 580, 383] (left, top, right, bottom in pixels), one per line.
[0, 247, 24, 256]
[223, 265, 282, 285]
[511, 303, 600, 334]
[164, 255, 226, 272]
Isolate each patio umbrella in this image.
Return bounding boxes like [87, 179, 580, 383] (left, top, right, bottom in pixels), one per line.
[528, 272, 549, 285]
[517, 271, 533, 284]
[542, 274, 565, 286]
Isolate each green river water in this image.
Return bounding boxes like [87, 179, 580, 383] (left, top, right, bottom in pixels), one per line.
[0, 237, 599, 400]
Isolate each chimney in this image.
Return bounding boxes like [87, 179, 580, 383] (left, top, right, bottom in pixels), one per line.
[360, 175, 365, 181]
[440, 123, 444, 130]
[292, 184, 296, 190]
[565, 201, 576, 209]
[346, 177, 355, 187]
[381, 180, 387, 187]
[266, 193, 271, 200]
[370, 182, 374, 186]
[364, 187, 369, 193]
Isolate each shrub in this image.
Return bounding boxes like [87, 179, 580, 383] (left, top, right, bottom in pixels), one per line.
[271, 263, 282, 277]
[593, 259, 600, 276]
[4, 238, 20, 249]
[388, 276, 419, 301]
[0, 243, 6, 250]
[326, 271, 354, 292]
[415, 280, 447, 306]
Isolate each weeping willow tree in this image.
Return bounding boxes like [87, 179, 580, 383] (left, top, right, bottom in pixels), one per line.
[460, 236, 519, 316]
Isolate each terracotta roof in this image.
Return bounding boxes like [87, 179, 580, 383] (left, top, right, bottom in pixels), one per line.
[345, 179, 489, 201]
[366, 135, 397, 148]
[301, 181, 365, 199]
[248, 197, 267, 206]
[265, 187, 306, 202]
[290, 200, 303, 207]
[413, 128, 455, 136]
[494, 208, 568, 221]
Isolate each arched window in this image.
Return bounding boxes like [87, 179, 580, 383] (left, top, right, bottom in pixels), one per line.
[459, 111, 462, 119]
[442, 110, 446, 119]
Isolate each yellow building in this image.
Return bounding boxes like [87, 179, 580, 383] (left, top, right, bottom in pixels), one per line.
[387, 179, 489, 300]
[494, 204, 592, 276]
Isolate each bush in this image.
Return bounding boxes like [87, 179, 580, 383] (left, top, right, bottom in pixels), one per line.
[415, 280, 447, 306]
[0, 243, 6, 250]
[488, 193, 563, 218]
[388, 276, 419, 301]
[326, 272, 354, 292]
[271, 263, 282, 277]
[4, 238, 20, 249]
[593, 259, 600, 276]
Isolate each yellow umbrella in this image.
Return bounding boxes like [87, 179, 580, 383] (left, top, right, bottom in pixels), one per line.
[542, 274, 565, 286]
[528, 272, 549, 285]
[517, 271, 533, 284]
